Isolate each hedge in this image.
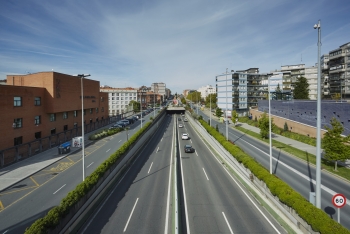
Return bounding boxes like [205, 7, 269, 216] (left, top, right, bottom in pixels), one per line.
[198, 119, 349, 234]
[25, 122, 152, 233]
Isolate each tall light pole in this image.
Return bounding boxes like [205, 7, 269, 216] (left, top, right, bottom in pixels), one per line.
[210, 94, 212, 127]
[314, 20, 322, 209]
[225, 68, 228, 141]
[77, 74, 90, 181]
[268, 74, 272, 174]
[140, 89, 143, 128]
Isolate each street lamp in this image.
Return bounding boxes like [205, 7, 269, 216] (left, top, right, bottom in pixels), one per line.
[225, 68, 228, 141]
[77, 74, 90, 182]
[314, 20, 322, 209]
[268, 74, 272, 174]
[154, 92, 155, 118]
[210, 94, 212, 127]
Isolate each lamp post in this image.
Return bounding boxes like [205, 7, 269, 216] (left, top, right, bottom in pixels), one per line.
[225, 68, 228, 141]
[154, 92, 155, 118]
[268, 74, 272, 174]
[210, 94, 212, 127]
[77, 74, 90, 182]
[314, 20, 322, 209]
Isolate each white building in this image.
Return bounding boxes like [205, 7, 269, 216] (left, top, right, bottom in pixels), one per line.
[197, 85, 216, 99]
[151, 83, 166, 98]
[304, 65, 318, 100]
[100, 87, 138, 116]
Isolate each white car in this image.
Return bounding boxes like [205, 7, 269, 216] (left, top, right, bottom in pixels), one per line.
[182, 133, 189, 140]
[178, 124, 184, 128]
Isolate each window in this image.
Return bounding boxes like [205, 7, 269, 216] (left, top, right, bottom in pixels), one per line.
[50, 114, 56, 122]
[14, 97, 22, 106]
[101, 107, 104, 112]
[74, 110, 78, 117]
[14, 136, 23, 146]
[90, 108, 93, 114]
[96, 107, 99, 113]
[96, 117, 99, 122]
[63, 112, 68, 119]
[90, 119, 93, 123]
[101, 97, 104, 102]
[13, 118, 22, 128]
[34, 115, 41, 125]
[64, 125, 68, 131]
[74, 122, 78, 128]
[34, 97, 41, 106]
[51, 128, 56, 135]
[35, 132, 41, 139]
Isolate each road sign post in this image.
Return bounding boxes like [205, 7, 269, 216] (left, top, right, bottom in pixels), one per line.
[332, 193, 347, 223]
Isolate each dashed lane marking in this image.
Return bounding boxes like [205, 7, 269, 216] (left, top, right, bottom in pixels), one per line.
[0, 200, 4, 210]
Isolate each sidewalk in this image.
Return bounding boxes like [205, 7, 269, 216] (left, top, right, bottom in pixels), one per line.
[200, 108, 350, 168]
[0, 123, 115, 192]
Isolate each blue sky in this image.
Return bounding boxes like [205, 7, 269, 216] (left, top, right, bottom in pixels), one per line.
[1, 0, 349, 94]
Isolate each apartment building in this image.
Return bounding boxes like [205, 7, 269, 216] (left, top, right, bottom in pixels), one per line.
[321, 54, 330, 98]
[216, 68, 269, 116]
[0, 72, 109, 161]
[100, 87, 138, 116]
[328, 42, 350, 99]
[151, 82, 167, 99]
[304, 65, 318, 100]
[197, 85, 216, 99]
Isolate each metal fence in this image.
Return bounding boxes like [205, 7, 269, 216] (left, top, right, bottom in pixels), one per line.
[0, 116, 122, 168]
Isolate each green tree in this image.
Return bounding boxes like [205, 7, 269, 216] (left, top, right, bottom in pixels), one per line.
[284, 122, 289, 132]
[205, 94, 217, 109]
[181, 97, 186, 104]
[293, 76, 309, 99]
[231, 110, 238, 126]
[129, 100, 140, 112]
[322, 117, 350, 171]
[215, 107, 223, 118]
[258, 112, 273, 139]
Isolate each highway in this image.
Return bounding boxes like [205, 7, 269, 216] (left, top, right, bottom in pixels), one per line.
[177, 116, 285, 233]
[80, 114, 286, 233]
[197, 108, 350, 230]
[0, 112, 156, 234]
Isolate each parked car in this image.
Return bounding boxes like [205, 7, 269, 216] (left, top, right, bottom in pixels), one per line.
[182, 133, 189, 140]
[119, 120, 130, 125]
[178, 124, 184, 128]
[126, 118, 134, 124]
[116, 121, 127, 127]
[109, 124, 123, 130]
[184, 145, 195, 153]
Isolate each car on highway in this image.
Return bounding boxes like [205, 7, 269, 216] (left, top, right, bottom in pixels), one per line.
[182, 133, 189, 140]
[178, 124, 183, 128]
[184, 145, 195, 153]
[184, 118, 188, 122]
[178, 118, 181, 121]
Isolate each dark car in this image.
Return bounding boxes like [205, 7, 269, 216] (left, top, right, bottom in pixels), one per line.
[184, 145, 195, 153]
[109, 124, 123, 130]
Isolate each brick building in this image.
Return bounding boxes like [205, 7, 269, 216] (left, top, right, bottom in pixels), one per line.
[0, 72, 109, 166]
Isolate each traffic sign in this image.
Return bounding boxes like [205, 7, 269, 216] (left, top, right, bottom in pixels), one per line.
[332, 194, 346, 208]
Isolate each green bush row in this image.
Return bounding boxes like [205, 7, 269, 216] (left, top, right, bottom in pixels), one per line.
[199, 119, 349, 234]
[88, 128, 124, 140]
[25, 122, 152, 234]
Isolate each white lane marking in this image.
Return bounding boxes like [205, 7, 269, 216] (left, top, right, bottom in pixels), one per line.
[106, 149, 110, 152]
[3, 230, 9, 234]
[157, 147, 160, 152]
[180, 136, 191, 233]
[165, 117, 175, 234]
[53, 184, 66, 195]
[229, 132, 339, 198]
[124, 198, 139, 232]
[87, 162, 94, 168]
[118, 140, 122, 143]
[148, 162, 153, 174]
[195, 151, 198, 157]
[222, 166, 281, 233]
[190, 139, 192, 143]
[222, 212, 234, 234]
[161, 137, 163, 141]
[203, 168, 209, 180]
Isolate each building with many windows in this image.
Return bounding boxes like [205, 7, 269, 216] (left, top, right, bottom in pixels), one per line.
[328, 42, 350, 99]
[0, 72, 109, 165]
[216, 68, 269, 116]
[197, 85, 216, 99]
[151, 82, 167, 100]
[100, 87, 138, 116]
